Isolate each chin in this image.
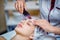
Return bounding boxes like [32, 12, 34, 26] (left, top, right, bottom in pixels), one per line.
[15, 27, 33, 36]
[15, 26, 31, 37]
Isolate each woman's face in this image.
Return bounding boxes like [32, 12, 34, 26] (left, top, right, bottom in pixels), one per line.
[15, 20, 35, 37]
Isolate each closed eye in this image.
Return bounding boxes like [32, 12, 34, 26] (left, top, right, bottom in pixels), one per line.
[27, 22, 31, 26]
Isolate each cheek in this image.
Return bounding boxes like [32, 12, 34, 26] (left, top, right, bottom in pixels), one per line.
[23, 26, 34, 34]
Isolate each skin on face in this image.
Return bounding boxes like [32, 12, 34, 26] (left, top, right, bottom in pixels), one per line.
[15, 20, 35, 37]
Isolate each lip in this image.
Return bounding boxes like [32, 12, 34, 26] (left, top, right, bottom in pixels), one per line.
[17, 24, 22, 28]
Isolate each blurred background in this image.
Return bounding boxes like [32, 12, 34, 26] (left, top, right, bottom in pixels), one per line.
[0, 0, 40, 35]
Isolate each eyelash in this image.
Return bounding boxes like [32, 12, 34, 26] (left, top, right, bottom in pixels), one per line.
[27, 23, 30, 26]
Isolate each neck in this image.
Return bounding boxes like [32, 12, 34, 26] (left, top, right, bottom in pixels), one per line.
[11, 34, 31, 40]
